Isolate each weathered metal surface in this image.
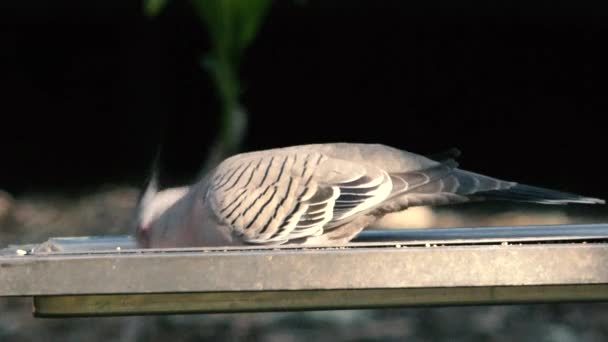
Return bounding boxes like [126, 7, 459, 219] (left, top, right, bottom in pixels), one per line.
[3, 223, 608, 255]
[356, 223, 608, 243]
[2, 242, 608, 296]
[33, 284, 608, 317]
[2, 224, 608, 316]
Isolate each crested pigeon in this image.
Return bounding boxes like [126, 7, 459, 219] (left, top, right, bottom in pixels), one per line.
[134, 143, 605, 248]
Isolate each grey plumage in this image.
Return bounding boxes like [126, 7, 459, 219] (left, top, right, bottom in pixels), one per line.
[134, 143, 605, 248]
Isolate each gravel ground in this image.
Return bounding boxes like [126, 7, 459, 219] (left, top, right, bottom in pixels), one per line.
[1, 186, 608, 342]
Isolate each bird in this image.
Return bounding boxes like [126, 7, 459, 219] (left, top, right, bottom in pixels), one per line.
[134, 143, 605, 248]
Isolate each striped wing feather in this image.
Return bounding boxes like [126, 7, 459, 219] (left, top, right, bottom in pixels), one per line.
[208, 151, 393, 244]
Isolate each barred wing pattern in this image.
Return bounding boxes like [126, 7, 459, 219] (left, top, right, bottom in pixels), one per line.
[136, 143, 605, 249]
[207, 151, 393, 244]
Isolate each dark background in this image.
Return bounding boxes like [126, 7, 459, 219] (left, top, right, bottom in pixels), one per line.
[2, 3, 608, 341]
[2, 0, 607, 198]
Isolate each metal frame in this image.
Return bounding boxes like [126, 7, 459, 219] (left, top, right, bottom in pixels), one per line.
[2, 224, 608, 317]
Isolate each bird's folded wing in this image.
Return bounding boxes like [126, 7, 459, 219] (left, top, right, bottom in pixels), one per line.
[207, 151, 395, 244]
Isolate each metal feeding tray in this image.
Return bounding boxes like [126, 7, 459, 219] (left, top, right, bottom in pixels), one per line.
[2, 223, 608, 317]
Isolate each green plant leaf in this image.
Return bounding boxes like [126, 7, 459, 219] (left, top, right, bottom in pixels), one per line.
[191, 0, 272, 165]
[144, 0, 168, 17]
[235, 0, 272, 50]
[192, 0, 271, 61]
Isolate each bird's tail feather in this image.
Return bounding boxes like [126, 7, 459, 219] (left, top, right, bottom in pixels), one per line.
[451, 169, 605, 205]
[474, 183, 605, 205]
[399, 150, 605, 206]
[406, 168, 605, 205]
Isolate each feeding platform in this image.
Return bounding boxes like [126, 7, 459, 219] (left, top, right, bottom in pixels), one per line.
[1, 224, 608, 317]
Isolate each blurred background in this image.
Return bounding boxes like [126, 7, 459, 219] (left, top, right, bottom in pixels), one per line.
[2, 0, 608, 341]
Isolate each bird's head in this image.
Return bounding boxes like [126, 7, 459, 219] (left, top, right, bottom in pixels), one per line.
[132, 157, 190, 248]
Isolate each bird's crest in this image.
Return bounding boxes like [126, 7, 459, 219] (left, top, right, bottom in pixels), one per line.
[134, 148, 161, 230]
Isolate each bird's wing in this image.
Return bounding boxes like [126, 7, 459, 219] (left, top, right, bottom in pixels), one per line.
[207, 151, 391, 244]
[207, 149, 463, 244]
